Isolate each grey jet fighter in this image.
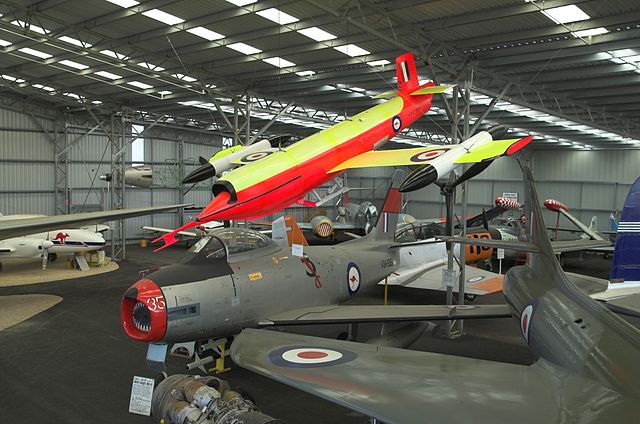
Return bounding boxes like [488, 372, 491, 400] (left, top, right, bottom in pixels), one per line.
[230, 159, 640, 424]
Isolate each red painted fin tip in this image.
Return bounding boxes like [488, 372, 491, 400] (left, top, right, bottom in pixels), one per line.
[506, 135, 533, 156]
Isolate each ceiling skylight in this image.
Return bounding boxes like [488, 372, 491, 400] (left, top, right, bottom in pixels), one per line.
[171, 73, 197, 82]
[187, 26, 224, 41]
[128, 81, 153, 89]
[137, 62, 165, 71]
[573, 27, 608, 37]
[58, 36, 93, 47]
[100, 49, 130, 60]
[11, 20, 49, 34]
[334, 44, 370, 57]
[104, 0, 139, 8]
[224, 0, 256, 5]
[256, 8, 299, 25]
[0, 39, 12, 47]
[263, 57, 295, 68]
[95, 70, 122, 80]
[296, 70, 316, 76]
[297, 27, 336, 42]
[367, 59, 391, 67]
[227, 42, 261, 55]
[59, 60, 89, 70]
[142, 9, 184, 25]
[542, 5, 589, 24]
[19, 47, 52, 59]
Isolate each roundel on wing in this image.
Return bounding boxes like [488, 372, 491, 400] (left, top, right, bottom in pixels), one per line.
[268, 346, 357, 368]
[409, 149, 447, 163]
[241, 151, 273, 162]
[347, 262, 361, 295]
[520, 303, 535, 343]
[391, 115, 402, 132]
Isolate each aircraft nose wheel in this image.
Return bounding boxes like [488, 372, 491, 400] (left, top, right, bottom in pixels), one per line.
[49, 253, 58, 262]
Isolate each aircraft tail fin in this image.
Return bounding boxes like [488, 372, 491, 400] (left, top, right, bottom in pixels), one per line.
[396, 53, 420, 93]
[272, 216, 309, 247]
[369, 170, 405, 242]
[611, 176, 640, 283]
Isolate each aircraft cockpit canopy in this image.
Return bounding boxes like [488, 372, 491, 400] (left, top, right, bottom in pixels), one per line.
[183, 228, 275, 264]
[395, 221, 445, 243]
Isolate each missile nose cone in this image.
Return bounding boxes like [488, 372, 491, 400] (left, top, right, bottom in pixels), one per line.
[197, 191, 232, 222]
[182, 162, 216, 184]
[399, 164, 438, 193]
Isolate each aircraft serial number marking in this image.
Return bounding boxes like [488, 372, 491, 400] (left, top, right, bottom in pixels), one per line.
[381, 258, 395, 268]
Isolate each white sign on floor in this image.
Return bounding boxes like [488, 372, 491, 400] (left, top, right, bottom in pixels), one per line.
[128, 376, 155, 416]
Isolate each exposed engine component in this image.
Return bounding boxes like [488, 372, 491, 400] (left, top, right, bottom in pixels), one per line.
[152, 374, 281, 424]
[310, 215, 334, 238]
[347, 201, 378, 234]
[100, 166, 153, 188]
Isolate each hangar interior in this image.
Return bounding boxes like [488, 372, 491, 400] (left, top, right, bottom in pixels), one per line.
[1, 0, 640, 423]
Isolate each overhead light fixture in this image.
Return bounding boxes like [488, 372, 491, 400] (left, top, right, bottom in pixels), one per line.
[297, 27, 336, 41]
[625, 55, 640, 62]
[187, 26, 224, 41]
[2, 74, 25, 83]
[92, 100, 103, 104]
[573, 27, 608, 37]
[171, 73, 197, 82]
[59, 60, 89, 70]
[137, 62, 165, 71]
[263, 57, 295, 68]
[95, 70, 122, 80]
[227, 42, 261, 55]
[224, 0, 256, 5]
[33, 84, 55, 91]
[63, 92, 81, 99]
[334, 44, 370, 57]
[296, 70, 315, 76]
[350, 87, 365, 92]
[542, 5, 589, 24]
[158, 90, 172, 95]
[11, 20, 49, 34]
[104, 0, 139, 7]
[100, 49, 130, 60]
[0, 39, 12, 47]
[128, 81, 153, 89]
[367, 59, 391, 67]
[19, 47, 52, 59]
[256, 8, 299, 24]
[142, 9, 185, 25]
[58, 36, 93, 48]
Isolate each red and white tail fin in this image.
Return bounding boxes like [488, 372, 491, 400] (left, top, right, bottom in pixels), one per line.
[396, 52, 420, 93]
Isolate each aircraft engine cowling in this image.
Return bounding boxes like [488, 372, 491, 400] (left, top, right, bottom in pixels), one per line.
[310, 216, 334, 239]
[3, 238, 54, 258]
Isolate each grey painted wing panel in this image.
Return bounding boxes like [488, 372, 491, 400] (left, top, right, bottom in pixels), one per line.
[550, 239, 611, 253]
[260, 304, 512, 326]
[438, 236, 539, 252]
[602, 294, 640, 318]
[387, 264, 504, 295]
[0, 204, 190, 239]
[232, 329, 561, 424]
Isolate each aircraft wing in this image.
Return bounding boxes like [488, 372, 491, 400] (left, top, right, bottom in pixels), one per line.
[259, 304, 511, 326]
[384, 264, 504, 295]
[439, 236, 610, 254]
[141, 226, 198, 238]
[328, 146, 454, 172]
[566, 272, 640, 318]
[0, 204, 190, 240]
[231, 329, 561, 424]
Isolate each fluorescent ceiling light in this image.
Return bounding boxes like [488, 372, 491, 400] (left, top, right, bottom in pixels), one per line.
[0, 39, 12, 47]
[33, 84, 55, 91]
[297, 27, 336, 41]
[205, 83, 217, 88]
[158, 90, 172, 95]
[625, 55, 640, 62]
[100, 49, 129, 60]
[58, 60, 89, 70]
[256, 8, 298, 25]
[171, 73, 197, 82]
[2, 75, 25, 83]
[142, 9, 184, 25]
[334, 44, 370, 57]
[187, 26, 224, 41]
[542, 5, 589, 24]
[95, 70, 122, 80]
[224, 0, 256, 5]
[573, 27, 608, 37]
[263, 57, 295, 68]
[11, 20, 49, 34]
[19, 47, 52, 59]
[58, 36, 92, 47]
[137, 62, 165, 71]
[104, 0, 139, 7]
[296, 70, 315, 76]
[92, 100, 103, 104]
[63, 92, 81, 99]
[350, 87, 365, 92]
[367, 59, 391, 66]
[128, 81, 153, 89]
[610, 57, 626, 64]
[227, 42, 261, 55]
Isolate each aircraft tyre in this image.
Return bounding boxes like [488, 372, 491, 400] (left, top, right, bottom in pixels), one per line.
[49, 253, 58, 262]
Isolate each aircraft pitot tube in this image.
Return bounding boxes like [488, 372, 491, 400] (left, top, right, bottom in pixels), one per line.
[152, 374, 281, 424]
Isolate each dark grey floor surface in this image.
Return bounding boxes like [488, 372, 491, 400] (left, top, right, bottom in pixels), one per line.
[0, 245, 630, 423]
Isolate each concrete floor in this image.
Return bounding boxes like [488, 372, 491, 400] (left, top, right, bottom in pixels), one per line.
[0, 244, 629, 423]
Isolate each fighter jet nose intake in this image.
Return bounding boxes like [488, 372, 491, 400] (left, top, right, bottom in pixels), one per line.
[121, 278, 167, 342]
